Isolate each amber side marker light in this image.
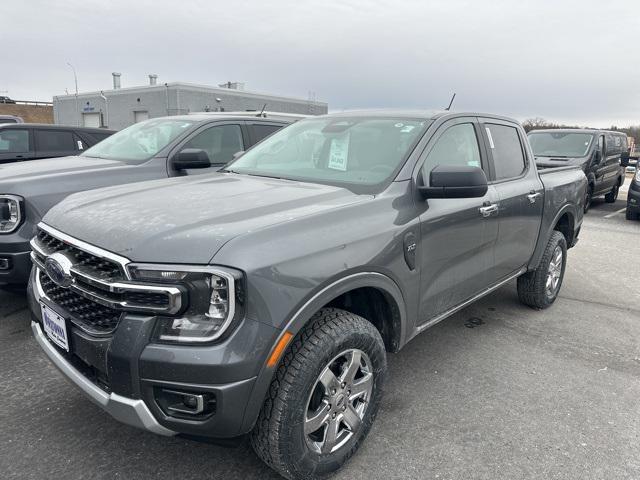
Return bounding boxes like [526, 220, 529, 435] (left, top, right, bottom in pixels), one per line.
[267, 331, 294, 368]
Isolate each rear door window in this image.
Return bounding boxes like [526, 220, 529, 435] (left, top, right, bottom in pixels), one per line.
[485, 124, 526, 180]
[250, 124, 284, 145]
[35, 130, 76, 152]
[0, 129, 29, 153]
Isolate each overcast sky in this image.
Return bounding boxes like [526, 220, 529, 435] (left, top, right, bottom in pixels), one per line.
[2, 0, 639, 127]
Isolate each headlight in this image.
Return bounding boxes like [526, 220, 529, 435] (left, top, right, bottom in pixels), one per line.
[0, 195, 24, 234]
[635, 168, 640, 183]
[129, 264, 243, 343]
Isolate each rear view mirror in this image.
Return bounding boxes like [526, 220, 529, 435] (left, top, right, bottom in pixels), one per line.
[419, 165, 488, 199]
[172, 148, 211, 170]
[232, 150, 245, 160]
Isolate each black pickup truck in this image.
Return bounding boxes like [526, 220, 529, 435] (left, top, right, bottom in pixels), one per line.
[28, 111, 586, 480]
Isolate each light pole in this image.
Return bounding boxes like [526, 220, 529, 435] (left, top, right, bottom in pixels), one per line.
[67, 62, 79, 126]
[100, 91, 108, 128]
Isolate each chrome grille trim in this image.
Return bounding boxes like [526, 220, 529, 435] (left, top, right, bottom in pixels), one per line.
[31, 223, 185, 336]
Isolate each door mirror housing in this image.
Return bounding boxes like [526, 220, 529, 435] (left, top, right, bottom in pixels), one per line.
[419, 165, 488, 199]
[172, 148, 211, 170]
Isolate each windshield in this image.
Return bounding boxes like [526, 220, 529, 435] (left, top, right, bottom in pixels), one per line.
[81, 118, 196, 163]
[528, 132, 594, 158]
[224, 116, 429, 192]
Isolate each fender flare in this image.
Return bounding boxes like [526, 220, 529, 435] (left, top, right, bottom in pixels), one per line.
[528, 203, 577, 270]
[239, 270, 408, 433]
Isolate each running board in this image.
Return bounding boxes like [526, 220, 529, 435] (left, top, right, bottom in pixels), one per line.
[416, 268, 526, 333]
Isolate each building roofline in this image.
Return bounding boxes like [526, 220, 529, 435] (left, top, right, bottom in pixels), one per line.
[53, 82, 327, 106]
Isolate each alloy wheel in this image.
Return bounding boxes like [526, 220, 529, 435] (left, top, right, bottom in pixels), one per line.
[545, 245, 563, 297]
[304, 349, 373, 454]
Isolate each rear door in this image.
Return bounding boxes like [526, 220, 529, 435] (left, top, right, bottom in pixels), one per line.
[0, 127, 34, 163]
[34, 129, 78, 159]
[416, 117, 500, 325]
[480, 119, 543, 281]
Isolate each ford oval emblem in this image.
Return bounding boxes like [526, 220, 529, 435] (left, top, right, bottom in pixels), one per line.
[44, 253, 74, 288]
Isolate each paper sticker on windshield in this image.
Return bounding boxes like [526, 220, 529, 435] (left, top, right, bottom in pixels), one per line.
[328, 135, 349, 171]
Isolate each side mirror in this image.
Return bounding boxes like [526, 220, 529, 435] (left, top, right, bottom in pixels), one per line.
[232, 150, 245, 160]
[171, 148, 212, 170]
[419, 165, 488, 199]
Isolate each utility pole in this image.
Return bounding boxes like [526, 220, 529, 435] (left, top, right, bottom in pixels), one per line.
[67, 62, 79, 126]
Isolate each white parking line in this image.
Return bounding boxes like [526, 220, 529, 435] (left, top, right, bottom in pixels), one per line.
[604, 208, 626, 219]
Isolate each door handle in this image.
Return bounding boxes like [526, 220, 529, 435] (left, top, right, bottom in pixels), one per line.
[527, 192, 542, 204]
[479, 204, 499, 217]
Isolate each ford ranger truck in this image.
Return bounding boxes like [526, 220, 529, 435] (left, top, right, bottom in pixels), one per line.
[28, 111, 587, 479]
[0, 113, 298, 288]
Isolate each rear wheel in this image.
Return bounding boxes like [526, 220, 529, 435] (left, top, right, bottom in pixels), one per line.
[583, 185, 593, 213]
[251, 308, 387, 480]
[605, 183, 619, 203]
[517, 231, 567, 309]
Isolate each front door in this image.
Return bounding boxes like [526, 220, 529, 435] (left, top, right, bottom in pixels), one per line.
[481, 120, 544, 280]
[417, 118, 499, 325]
[169, 122, 246, 176]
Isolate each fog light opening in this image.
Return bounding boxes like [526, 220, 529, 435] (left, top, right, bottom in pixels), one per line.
[156, 388, 217, 418]
[0, 257, 11, 271]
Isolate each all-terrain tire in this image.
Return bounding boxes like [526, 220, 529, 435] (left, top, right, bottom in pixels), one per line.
[626, 207, 638, 221]
[250, 308, 387, 480]
[583, 185, 593, 213]
[604, 183, 619, 203]
[517, 231, 567, 309]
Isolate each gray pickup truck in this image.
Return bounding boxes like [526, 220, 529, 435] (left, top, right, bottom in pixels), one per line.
[0, 113, 297, 287]
[28, 111, 586, 480]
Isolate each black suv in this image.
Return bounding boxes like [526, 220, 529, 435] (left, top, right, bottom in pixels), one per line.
[0, 124, 116, 165]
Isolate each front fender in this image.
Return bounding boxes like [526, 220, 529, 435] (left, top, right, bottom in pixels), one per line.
[239, 269, 408, 434]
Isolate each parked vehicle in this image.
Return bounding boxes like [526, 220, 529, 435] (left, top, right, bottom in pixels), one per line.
[626, 167, 640, 220]
[0, 96, 16, 104]
[0, 123, 115, 164]
[0, 113, 299, 287]
[529, 129, 628, 212]
[0, 115, 24, 124]
[28, 111, 586, 480]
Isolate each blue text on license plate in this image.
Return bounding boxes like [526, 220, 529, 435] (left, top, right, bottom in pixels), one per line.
[41, 303, 69, 352]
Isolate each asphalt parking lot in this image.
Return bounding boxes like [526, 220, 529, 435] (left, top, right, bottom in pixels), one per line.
[1, 181, 639, 480]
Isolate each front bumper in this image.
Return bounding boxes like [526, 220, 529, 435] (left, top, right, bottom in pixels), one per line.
[0, 245, 31, 286]
[31, 321, 175, 436]
[29, 267, 281, 439]
[627, 180, 640, 213]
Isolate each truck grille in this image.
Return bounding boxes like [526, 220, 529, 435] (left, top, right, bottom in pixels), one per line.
[32, 224, 183, 337]
[39, 271, 123, 334]
[35, 229, 124, 281]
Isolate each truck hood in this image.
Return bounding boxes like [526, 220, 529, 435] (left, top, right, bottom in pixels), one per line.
[44, 173, 370, 264]
[535, 155, 588, 169]
[0, 155, 126, 186]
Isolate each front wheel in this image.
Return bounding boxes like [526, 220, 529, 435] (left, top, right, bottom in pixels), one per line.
[605, 183, 619, 203]
[627, 207, 638, 221]
[517, 231, 567, 309]
[251, 308, 387, 480]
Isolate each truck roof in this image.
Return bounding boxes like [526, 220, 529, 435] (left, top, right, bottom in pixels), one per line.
[0, 123, 116, 133]
[529, 128, 627, 136]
